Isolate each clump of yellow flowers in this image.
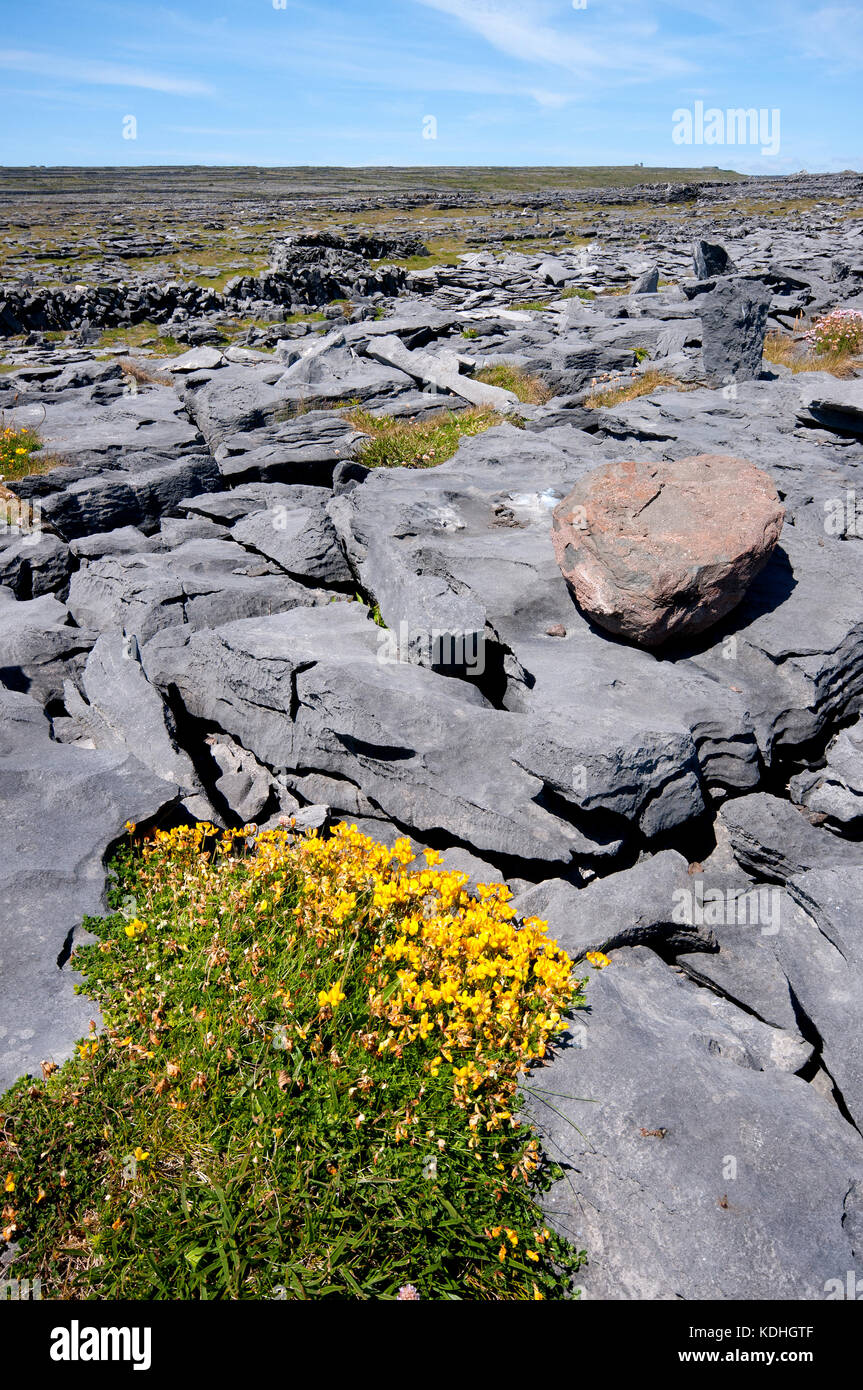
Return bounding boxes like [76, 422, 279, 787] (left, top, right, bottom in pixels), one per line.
[253, 821, 576, 1131]
[1, 817, 588, 1300]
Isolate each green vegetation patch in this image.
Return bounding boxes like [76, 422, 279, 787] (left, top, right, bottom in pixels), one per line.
[0, 821, 586, 1300]
[585, 368, 683, 408]
[473, 365, 552, 405]
[0, 423, 67, 482]
[347, 406, 506, 468]
[97, 322, 180, 355]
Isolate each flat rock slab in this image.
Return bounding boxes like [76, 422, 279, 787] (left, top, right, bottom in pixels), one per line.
[523, 946, 863, 1299]
[551, 454, 785, 647]
[797, 375, 863, 434]
[3, 388, 200, 462]
[67, 538, 328, 644]
[363, 333, 520, 412]
[511, 850, 713, 959]
[0, 689, 178, 1091]
[40, 452, 221, 540]
[232, 501, 353, 587]
[720, 793, 863, 882]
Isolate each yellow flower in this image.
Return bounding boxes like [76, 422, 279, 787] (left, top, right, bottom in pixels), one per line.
[586, 951, 610, 969]
[36, 1187, 46, 1204]
[133, 1147, 149, 1163]
[527, 1249, 540, 1262]
[318, 983, 346, 1010]
[4, 1173, 14, 1193]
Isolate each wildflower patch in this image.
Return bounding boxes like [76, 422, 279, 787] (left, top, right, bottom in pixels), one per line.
[0, 821, 585, 1300]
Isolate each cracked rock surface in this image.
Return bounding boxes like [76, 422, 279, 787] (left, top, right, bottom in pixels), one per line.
[3, 179, 863, 1298]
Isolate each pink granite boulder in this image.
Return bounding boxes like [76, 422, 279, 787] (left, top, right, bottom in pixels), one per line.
[551, 454, 785, 647]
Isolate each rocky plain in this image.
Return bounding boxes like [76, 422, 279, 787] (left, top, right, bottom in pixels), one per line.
[3, 164, 863, 1300]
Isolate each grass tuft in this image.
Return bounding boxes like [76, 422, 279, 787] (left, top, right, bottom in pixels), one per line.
[97, 322, 181, 355]
[764, 318, 863, 378]
[473, 365, 552, 405]
[585, 368, 682, 408]
[346, 406, 503, 468]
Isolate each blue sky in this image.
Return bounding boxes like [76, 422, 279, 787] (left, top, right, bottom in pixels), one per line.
[1, 0, 860, 172]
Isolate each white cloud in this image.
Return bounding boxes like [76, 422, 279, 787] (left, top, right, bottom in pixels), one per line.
[0, 48, 214, 95]
[528, 89, 576, 109]
[790, 5, 863, 67]
[411, 0, 694, 82]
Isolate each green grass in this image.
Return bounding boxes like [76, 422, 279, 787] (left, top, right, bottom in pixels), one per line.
[473, 365, 552, 405]
[510, 299, 551, 312]
[97, 322, 180, 355]
[559, 287, 596, 302]
[353, 593, 387, 628]
[0, 821, 586, 1300]
[370, 237, 466, 272]
[347, 406, 505, 468]
[193, 265, 258, 293]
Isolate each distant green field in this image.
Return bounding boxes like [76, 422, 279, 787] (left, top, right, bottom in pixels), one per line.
[0, 164, 743, 200]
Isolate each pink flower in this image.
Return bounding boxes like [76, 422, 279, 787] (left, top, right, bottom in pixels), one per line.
[397, 1283, 421, 1300]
